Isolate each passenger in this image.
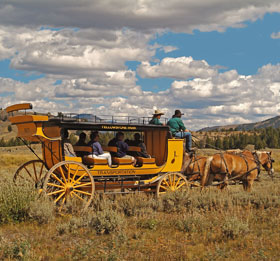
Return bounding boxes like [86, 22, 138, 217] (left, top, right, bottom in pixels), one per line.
[87, 132, 112, 167]
[61, 129, 76, 157]
[108, 132, 136, 165]
[74, 132, 88, 157]
[167, 110, 192, 152]
[75, 132, 87, 146]
[149, 110, 164, 125]
[129, 133, 150, 158]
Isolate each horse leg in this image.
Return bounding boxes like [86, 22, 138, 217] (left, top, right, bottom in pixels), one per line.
[242, 180, 248, 191]
[246, 179, 254, 192]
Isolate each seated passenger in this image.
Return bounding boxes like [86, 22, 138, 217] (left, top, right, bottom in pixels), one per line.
[61, 129, 76, 157]
[108, 132, 136, 165]
[75, 132, 89, 157]
[167, 110, 192, 152]
[75, 132, 87, 146]
[149, 110, 164, 125]
[87, 132, 112, 166]
[128, 133, 151, 158]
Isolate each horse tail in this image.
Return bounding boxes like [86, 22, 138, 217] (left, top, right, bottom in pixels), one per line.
[201, 156, 213, 187]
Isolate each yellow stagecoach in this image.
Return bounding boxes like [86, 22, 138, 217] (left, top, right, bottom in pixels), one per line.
[5, 103, 189, 210]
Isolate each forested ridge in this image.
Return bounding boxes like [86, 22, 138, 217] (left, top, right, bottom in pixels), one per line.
[201, 127, 280, 150]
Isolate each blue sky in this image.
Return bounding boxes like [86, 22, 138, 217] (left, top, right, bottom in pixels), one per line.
[136, 13, 280, 92]
[0, 1, 280, 129]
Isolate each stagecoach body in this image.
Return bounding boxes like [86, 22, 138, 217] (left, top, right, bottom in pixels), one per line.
[6, 103, 189, 210]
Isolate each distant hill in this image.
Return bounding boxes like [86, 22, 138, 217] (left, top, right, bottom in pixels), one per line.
[200, 115, 280, 132]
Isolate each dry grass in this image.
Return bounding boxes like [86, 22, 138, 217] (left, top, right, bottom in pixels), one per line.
[0, 147, 280, 260]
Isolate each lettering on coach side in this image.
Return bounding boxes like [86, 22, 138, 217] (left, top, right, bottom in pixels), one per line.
[97, 169, 137, 175]
[101, 125, 137, 130]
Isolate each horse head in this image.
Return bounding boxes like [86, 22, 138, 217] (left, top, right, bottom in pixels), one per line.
[254, 151, 274, 176]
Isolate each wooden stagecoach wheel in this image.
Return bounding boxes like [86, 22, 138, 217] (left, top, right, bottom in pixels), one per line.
[42, 161, 94, 211]
[156, 172, 189, 197]
[13, 159, 47, 188]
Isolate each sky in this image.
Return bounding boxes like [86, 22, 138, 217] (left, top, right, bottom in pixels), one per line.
[0, 1, 280, 130]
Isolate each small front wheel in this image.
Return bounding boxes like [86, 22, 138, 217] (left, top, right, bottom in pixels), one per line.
[156, 172, 189, 197]
[42, 161, 94, 211]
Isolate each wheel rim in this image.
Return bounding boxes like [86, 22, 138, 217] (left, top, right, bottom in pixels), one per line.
[43, 161, 94, 211]
[14, 160, 46, 188]
[156, 172, 188, 197]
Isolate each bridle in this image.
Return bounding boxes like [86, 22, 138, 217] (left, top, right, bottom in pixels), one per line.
[253, 151, 274, 177]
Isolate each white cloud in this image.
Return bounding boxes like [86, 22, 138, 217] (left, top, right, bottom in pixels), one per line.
[0, 27, 155, 77]
[271, 32, 280, 39]
[1, 2, 280, 130]
[137, 57, 217, 80]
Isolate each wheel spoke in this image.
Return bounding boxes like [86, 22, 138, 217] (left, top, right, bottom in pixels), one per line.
[172, 174, 176, 187]
[59, 197, 66, 212]
[59, 166, 67, 184]
[67, 164, 70, 181]
[73, 182, 92, 189]
[39, 163, 44, 179]
[159, 185, 168, 191]
[72, 172, 87, 185]
[73, 189, 92, 196]
[176, 181, 187, 190]
[23, 166, 36, 182]
[51, 173, 65, 185]
[47, 182, 64, 189]
[55, 192, 66, 203]
[32, 161, 38, 182]
[162, 178, 171, 189]
[71, 191, 84, 201]
[47, 189, 65, 196]
[175, 177, 182, 188]
[71, 165, 80, 184]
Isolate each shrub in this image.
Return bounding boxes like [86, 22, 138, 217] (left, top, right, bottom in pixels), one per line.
[221, 217, 249, 240]
[160, 190, 190, 213]
[0, 239, 30, 260]
[137, 218, 158, 230]
[89, 209, 125, 235]
[0, 180, 36, 224]
[28, 195, 56, 224]
[176, 213, 208, 233]
[116, 194, 159, 217]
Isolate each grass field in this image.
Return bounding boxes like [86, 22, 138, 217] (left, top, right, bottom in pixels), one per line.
[0, 147, 280, 260]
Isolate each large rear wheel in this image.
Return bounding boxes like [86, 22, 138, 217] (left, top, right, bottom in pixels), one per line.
[42, 161, 94, 211]
[156, 172, 189, 197]
[13, 159, 47, 188]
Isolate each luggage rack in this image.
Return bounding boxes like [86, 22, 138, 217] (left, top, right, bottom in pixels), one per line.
[55, 113, 169, 125]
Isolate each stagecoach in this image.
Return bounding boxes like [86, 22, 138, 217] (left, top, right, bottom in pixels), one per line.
[5, 103, 190, 210]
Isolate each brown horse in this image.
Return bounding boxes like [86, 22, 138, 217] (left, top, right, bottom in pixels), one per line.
[226, 150, 274, 177]
[181, 152, 208, 182]
[201, 151, 274, 191]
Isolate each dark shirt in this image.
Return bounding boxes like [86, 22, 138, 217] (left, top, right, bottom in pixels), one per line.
[129, 140, 150, 158]
[108, 138, 128, 157]
[75, 140, 87, 146]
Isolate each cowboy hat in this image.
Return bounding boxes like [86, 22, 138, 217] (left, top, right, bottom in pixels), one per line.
[174, 109, 184, 116]
[153, 109, 164, 116]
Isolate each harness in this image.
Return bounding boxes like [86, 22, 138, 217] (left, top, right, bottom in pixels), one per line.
[252, 152, 261, 176]
[184, 153, 204, 179]
[218, 152, 259, 183]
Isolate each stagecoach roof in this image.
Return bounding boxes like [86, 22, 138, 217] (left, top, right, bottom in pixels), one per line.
[47, 117, 170, 132]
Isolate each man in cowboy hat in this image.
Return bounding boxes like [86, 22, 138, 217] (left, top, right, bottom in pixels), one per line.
[149, 109, 164, 125]
[167, 110, 192, 152]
